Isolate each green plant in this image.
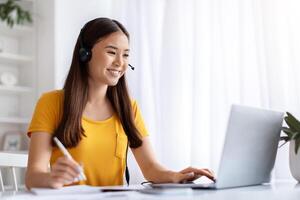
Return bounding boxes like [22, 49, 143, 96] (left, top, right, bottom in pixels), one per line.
[280, 112, 300, 154]
[0, 0, 32, 28]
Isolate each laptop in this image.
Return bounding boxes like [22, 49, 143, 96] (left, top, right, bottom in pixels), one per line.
[150, 104, 284, 189]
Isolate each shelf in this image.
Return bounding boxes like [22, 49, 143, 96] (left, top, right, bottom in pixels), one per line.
[0, 22, 33, 37]
[0, 151, 28, 167]
[0, 117, 30, 124]
[0, 0, 35, 128]
[0, 85, 33, 93]
[21, 0, 35, 3]
[0, 52, 32, 65]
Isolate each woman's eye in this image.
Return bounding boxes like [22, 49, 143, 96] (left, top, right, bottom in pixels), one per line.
[123, 54, 129, 58]
[107, 51, 116, 55]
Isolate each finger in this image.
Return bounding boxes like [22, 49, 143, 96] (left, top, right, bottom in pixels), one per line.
[180, 167, 215, 181]
[55, 158, 81, 176]
[57, 157, 82, 174]
[195, 170, 214, 181]
[50, 175, 73, 187]
[199, 169, 214, 178]
[202, 168, 215, 177]
[202, 169, 216, 181]
[52, 162, 80, 178]
[53, 174, 80, 185]
[187, 174, 202, 182]
[49, 179, 64, 189]
[51, 162, 80, 182]
[177, 172, 195, 183]
[52, 169, 76, 182]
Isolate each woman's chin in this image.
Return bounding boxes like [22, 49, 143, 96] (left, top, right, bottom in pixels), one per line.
[107, 79, 120, 86]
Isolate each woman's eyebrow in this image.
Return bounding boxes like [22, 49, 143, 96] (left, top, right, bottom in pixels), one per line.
[105, 45, 130, 51]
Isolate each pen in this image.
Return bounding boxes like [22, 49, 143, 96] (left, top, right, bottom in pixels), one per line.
[53, 137, 87, 181]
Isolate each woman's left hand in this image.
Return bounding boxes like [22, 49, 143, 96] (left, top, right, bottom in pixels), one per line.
[171, 167, 215, 183]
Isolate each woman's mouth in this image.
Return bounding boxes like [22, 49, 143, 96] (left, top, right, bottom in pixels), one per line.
[107, 69, 121, 77]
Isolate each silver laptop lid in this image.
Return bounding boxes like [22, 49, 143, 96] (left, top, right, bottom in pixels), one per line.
[216, 105, 284, 189]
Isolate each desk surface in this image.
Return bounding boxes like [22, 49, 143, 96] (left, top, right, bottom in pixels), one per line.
[1, 180, 299, 200]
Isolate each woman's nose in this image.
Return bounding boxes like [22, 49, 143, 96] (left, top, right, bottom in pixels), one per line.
[113, 55, 124, 67]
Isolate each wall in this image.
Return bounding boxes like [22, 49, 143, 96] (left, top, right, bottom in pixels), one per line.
[36, 0, 55, 95]
[36, 0, 113, 92]
[54, 0, 113, 89]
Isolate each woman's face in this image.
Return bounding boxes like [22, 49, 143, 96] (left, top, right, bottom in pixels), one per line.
[88, 31, 129, 86]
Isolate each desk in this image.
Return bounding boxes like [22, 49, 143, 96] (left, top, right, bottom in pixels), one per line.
[1, 180, 299, 200]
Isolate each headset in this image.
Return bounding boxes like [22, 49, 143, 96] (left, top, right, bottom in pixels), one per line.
[78, 27, 135, 71]
[78, 27, 92, 63]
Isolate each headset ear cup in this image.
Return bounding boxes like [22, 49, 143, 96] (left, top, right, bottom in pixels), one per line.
[79, 47, 92, 63]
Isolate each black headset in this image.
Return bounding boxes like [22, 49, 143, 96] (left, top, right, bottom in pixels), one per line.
[78, 26, 135, 71]
[78, 27, 92, 63]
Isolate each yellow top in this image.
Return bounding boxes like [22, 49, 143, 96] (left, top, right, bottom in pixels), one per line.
[27, 90, 148, 186]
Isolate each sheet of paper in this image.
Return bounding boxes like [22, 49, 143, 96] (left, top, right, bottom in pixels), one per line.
[30, 185, 100, 195]
[3, 193, 129, 200]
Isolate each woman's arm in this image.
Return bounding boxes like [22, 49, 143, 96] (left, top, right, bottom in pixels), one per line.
[25, 132, 80, 189]
[132, 137, 215, 183]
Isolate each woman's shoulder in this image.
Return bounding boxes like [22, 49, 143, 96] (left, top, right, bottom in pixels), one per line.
[37, 90, 64, 109]
[130, 99, 144, 116]
[130, 98, 138, 109]
[39, 89, 64, 101]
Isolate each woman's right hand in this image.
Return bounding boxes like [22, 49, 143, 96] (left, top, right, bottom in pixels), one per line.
[49, 156, 81, 188]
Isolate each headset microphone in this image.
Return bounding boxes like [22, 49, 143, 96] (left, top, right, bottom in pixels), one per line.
[129, 64, 135, 70]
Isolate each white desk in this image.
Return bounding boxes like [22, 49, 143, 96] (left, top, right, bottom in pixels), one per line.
[1, 180, 299, 200]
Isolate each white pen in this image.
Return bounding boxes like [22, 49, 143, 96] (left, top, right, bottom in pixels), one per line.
[53, 137, 87, 181]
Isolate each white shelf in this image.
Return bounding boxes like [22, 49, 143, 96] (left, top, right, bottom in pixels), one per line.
[0, 52, 32, 65]
[0, 22, 33, 37]
[22, 0, 35, 3]
[0, 117, 30, 124]
[0, 151, 28, 166]
[0, 85, 33, 93]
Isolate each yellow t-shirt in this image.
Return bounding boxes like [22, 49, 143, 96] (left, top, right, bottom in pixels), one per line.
[27, 90, 148, 186]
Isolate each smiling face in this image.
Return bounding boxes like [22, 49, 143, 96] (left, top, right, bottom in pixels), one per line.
[87, 31, 130, 87]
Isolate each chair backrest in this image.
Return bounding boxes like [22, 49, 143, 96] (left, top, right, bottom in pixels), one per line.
[0, 151, 28, 192]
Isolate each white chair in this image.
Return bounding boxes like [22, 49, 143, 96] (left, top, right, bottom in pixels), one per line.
[0, 151, 28, 192]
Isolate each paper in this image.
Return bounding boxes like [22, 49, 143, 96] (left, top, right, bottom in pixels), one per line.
[31, 185, 100, 195]
[99, 184, 144, 192]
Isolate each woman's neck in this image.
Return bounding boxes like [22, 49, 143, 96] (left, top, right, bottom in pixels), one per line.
[84, 82, 114, 121]
[87, 82, 108, 105]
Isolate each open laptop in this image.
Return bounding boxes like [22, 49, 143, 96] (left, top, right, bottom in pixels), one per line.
[150, 104, 284, 189]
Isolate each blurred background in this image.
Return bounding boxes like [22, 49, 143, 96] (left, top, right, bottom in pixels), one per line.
[0, 0, 299, 185]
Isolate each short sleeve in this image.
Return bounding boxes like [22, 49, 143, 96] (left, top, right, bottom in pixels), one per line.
[132, 100, 149, 137]
[27, 90, 63, 137]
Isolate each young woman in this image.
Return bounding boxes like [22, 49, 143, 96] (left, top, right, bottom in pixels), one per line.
[25, 17, 215, 189]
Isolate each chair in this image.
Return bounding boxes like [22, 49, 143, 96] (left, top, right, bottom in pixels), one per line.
[0, 151, 28, 192]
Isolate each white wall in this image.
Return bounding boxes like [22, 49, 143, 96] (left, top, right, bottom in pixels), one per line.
[54, 0, 113, 89]
[36, 0, 113, 93]
[36, 0, 55, 95]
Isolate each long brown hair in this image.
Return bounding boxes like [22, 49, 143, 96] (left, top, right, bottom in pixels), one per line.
[53, 18, 142, 148]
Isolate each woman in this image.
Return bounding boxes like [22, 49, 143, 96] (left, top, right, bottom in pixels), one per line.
[25, 17, 215, 189]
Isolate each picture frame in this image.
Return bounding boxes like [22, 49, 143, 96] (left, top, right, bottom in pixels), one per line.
[2, 131, 22, 151]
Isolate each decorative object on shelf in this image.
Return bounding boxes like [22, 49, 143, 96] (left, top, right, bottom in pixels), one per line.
[0, 0, 32, 28]
[2, 131, 22, 151]
[0, 71, 17, 86]
[280, 112, 300, 182]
